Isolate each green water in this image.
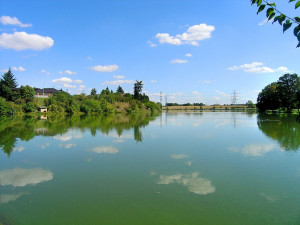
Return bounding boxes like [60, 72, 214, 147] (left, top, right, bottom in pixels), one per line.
[1, 112, 300, 225]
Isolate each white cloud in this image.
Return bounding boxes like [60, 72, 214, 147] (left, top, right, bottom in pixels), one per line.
[155, 23, 215, 46]
[157, 172, 215, 195]
[228, 62, 289, 74]
[79, 85, 85, 89]
[102, 80, 134, 85]
[185, 53, 192, 57]
[151, 80, 157, 83]
[59, 70, 77, 75]
[147, 40, 157, 47]
[51, 77, 73, 84]
[64, 84, 76, 89]
[90, 65, 119, 72]
[12, 66, 26, 72]
[0, 32, 54, 51]
[258, 18, 273, 26]
[155, 33, 182, 45]
[87, 56, 93, 60]
[0, 16, 32, 27]
[171, 154, 188, 160]
[216, 90, 230, 97]
[0, 69, 9, 73]
[113, 75, 125, 79]
[40, 69, 50, 75]
[0, 168, 53, 187]
[74, 80, 83, 84]
[192, 91, 200, 95]
[92, 146, 119, 154]
[171, 59, 188, 64]
[0, 193, 27, 204]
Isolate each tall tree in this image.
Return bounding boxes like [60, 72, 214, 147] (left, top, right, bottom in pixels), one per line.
[257, 82, 280, 111]
[0, 69, 18, 100]
[116, 85, 124, 94]
[277, 73, 300, 111]
[2, 69, 18, 88]
[90, 88, 97, 98]
[134, 80, 143, 99]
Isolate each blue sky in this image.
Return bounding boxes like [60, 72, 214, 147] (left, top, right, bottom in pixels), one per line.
[0, 0, 299, 104]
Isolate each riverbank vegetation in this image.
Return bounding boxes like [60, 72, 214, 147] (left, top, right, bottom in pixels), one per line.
[257, 73, 300, 113]
[0, 69, 161, 116]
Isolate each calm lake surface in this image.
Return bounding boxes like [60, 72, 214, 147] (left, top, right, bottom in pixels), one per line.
[1, 112, 300, 225]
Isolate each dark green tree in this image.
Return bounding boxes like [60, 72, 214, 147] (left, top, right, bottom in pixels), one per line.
[277, 73, 300, 111]
[257, 82, 280, 111]
[251, 0, 300, 47]
[90, 88, 97, 98]
[116, 85, 124, 94]
[134, 80, 143, 99]
[1, 69, 18, 88]
[0, 69, 18, 100]
[18, 85, 35, 103]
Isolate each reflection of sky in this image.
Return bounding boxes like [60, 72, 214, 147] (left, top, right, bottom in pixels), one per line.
[0, 193, 27, 204]
[0, 168, 53, 187]
[53, 130, 83, 141]
[157, 172, 215, 195]
[229, 144, 277, 157]
[59, 143, 77, 149]
[92, 146, 119, 154]
[13, 146, 25, 152]
[170, 154, 188, 160]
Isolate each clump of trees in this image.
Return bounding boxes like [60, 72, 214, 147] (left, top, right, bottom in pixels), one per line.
[0, 71, 161, 116]
[257, 73, 300, 112]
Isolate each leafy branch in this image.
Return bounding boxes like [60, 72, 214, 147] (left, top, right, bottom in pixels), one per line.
[251, 0, 300, 47]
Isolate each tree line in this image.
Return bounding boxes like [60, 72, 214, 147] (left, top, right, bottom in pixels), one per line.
[0, 69, 161, 116]
[257, 73, 300, 112]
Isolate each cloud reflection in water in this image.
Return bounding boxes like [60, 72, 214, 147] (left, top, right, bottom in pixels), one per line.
[0, 168, 53, 187]
[157, 172, 215, 195]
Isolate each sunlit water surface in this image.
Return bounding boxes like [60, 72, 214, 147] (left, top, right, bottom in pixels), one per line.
[0, 112, 300, 225]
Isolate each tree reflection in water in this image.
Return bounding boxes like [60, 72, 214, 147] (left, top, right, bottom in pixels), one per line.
[0, 113, 159, 156]
[257, 114, 300, 151]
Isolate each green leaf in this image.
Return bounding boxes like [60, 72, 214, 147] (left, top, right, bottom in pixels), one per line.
[278, 14, 286, 25]
[297, 34, 300, 41]
[257, 0, 262, 6]
[283, 20, 293, 33]
[267, 2, 276, 7]
[295, 17, 300, 23]
[296, 1, 300, 9]
[257, 4, 266, 14]
[297, 42, 300, 48]
[294, 25, 300, 36]
[266, 7, 274, 17]
[251, 0, 257, 5]
[289, 0, 296, 2]
[268, 12, 276, 21]
[273, 15, 280, 24]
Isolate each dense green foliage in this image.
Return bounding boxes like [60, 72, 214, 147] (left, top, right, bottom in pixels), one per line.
[251, 0, 300, 47]
[0, 72, 161, 116]
[257, 73, 300, 112]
